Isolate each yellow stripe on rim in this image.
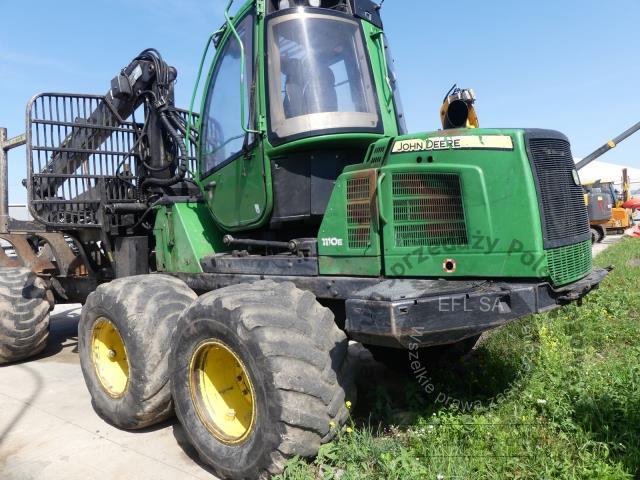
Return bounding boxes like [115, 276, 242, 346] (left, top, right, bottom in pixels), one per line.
[91, 317, 130, 398]
[189, 340, 256, 445]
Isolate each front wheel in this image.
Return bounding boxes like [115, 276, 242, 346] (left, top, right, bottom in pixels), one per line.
[171, 280, 355, 479]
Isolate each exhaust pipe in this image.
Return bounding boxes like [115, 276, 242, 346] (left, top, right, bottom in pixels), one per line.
[440, 85, 479, 129]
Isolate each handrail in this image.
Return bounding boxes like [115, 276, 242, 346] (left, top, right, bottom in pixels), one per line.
[371, 31, 393, 109]
[224, 0, 261, 136]
[186, 31, 218, 186]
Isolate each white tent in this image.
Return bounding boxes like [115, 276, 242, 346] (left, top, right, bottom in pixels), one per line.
[574, 159, 640, 192]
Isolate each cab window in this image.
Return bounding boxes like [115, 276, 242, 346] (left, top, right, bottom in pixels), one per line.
[266, 11, 381, 142]
[201, 13, 254, 174]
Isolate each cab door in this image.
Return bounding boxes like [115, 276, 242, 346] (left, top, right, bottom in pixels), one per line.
[199, 10, 267, 231]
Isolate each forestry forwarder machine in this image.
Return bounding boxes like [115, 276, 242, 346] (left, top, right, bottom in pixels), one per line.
[0, 0, 608, 477]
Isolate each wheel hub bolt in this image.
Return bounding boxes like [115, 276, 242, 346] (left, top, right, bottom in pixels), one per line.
[107, 349, 116, 359]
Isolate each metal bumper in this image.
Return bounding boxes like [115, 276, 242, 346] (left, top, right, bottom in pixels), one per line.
[345, 267, 609, 348]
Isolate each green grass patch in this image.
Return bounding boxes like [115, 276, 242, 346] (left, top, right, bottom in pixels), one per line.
[277, 238, 640, 480]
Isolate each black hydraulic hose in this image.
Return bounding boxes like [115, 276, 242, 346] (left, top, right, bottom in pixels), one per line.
[132, 49, 191, 189]
[173, 116, 198, 146]
[127, 197, 163, 233]
[141, 109, 189, 189]
[142, 160, 172, 173]
[162, 110, 189, 161]
[223, 235, 295, 251]
[140, 166, 185, 189]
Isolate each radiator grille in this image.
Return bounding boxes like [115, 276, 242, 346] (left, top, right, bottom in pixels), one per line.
[347, 177, 370, 201]
[546, 240, 592, 286]
[392, 173, 467, 247]
[528, 137, 590, 248]
[346, 176, 372, 249]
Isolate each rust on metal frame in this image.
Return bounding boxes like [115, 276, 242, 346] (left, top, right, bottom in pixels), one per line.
[0, 243, 21, 267]
[0, 232, 88, 276]
[350, 168, 379, 219]
[0, 233, 56, 273]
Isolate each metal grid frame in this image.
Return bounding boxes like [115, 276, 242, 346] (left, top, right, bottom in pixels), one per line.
[346, 175, 374, 249]
[25, 92, 198, 230]
[391, 172, 468, 248]
[527, 136, 590, 249]
[546, 239, 592, 286]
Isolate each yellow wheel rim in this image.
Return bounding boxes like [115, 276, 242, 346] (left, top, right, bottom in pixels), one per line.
[90, 318, 130, 398]
[189, 340, 256, 445]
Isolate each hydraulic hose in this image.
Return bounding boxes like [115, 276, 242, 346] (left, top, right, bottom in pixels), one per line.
[141, 109, 188, 189]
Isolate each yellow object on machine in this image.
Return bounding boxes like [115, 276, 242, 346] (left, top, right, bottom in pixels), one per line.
[440, 84, 479, 129]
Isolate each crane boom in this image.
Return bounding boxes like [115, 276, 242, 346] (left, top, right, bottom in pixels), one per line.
[575, 119, 640, 171]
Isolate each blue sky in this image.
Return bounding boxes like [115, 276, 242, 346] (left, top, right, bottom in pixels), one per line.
[1, 0, 639, 204]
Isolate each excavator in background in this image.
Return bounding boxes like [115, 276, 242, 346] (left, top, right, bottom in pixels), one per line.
[611, 168, 635, 232]
[576, 121, 640, 237]
[582, 181, 612, 243]
[583, 172, 634, 235]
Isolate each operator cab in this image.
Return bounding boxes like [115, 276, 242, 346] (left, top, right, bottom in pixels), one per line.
[200, 0, 403, 234]
[264, 1, 391, 230]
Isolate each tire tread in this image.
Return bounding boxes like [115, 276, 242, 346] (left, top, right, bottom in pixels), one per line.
[0, 267, 51, 364]
[173, 280, 356, 479]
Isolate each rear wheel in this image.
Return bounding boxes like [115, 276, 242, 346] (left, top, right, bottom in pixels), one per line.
[171, 280, 355, 479]
[0, 267, 52, 364]
[78, 274, 196, 429]
[590, 227, 599, 244]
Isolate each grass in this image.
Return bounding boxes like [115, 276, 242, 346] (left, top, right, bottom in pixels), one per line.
[276, 237, 640, 480]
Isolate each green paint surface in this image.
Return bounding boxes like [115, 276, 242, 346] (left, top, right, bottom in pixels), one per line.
[197, 4, 400, 232]
[317, 128, 591, 284]
[153, 202, 226, 273]
[379, 129, 543, 278]
[157, 4, 592, 287]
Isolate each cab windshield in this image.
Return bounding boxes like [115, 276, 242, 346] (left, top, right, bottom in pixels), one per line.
[266, 10, 381, 142]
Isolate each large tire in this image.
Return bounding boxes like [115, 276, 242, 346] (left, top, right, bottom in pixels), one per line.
[78, 274, 196, 429]
[367, 334, 481, 374]
[0, 267, 52, 364]
[171, 280, 356, 479]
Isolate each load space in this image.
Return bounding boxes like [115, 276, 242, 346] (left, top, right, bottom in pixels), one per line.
[0, 0, 611, 477]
